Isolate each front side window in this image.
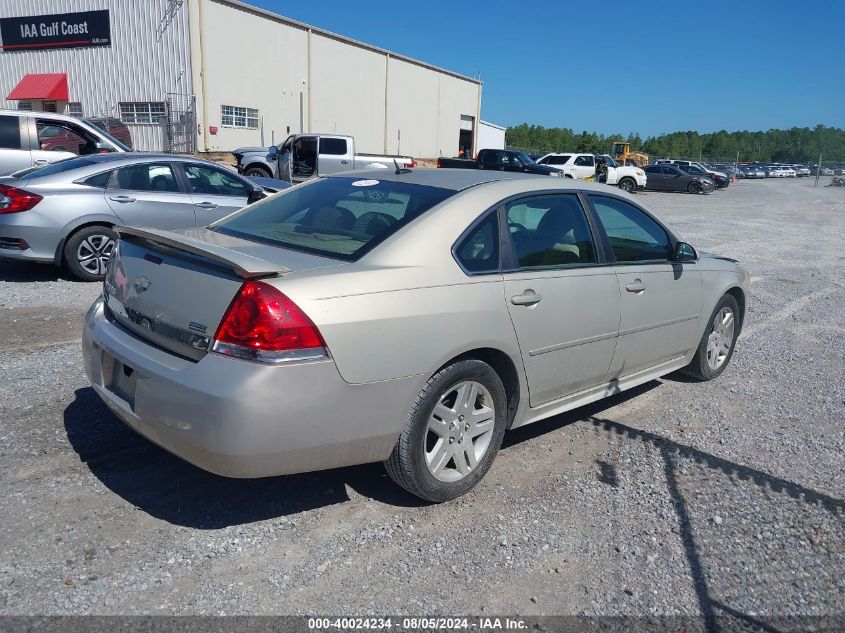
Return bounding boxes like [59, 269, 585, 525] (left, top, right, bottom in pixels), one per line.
[183, 164, 249, 197]
[221, 105, 259, 129]
[644, 165, 660, 174]
[506, 194, 596, 268]
[456, 212, 499, 273]
[113, 163, 180, 192]
[214, 177, 454, 261]
[36, 121, 101, 155]
[0, 115, 21, 150]
[574, 155, 595, 167]
[119, 102, 165, 124]
[590, 196, 669, 263]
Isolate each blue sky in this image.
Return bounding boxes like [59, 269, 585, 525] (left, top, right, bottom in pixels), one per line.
[249, 1, 845, 138]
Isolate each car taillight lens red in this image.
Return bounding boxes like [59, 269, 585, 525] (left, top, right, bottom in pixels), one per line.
[0, 184, 42, 214]
[409, 159, 417, 168]
[212, 280, 326, 363]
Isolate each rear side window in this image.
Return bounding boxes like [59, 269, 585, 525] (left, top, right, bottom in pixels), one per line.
[81, 170, 113, 188]
[590, 196, 669, 262]
[456, 212, 499, 273]
[214, 177, 454, 261]
[23, 156, 97, 179]
[547, 155, 570, 165]
[319, 137, 347, 155]
[506, 194, 596, 268]
[0, 115, 21, 150]
[574, 155, 595, 167]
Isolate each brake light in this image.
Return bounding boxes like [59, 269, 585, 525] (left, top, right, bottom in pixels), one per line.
[212, 280, 327, 363]
[0, 184, 42, 214]
[436, 158, 442, 168]
[409, 159, 417, 168]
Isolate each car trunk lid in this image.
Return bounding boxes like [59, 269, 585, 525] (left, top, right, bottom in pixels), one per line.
[104, 226, 344, 360]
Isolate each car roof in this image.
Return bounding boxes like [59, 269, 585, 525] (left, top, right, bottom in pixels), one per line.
[326, 168, 556, 191]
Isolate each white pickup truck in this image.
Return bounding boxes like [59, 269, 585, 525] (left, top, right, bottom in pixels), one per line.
[233, 133, 415, 184]
[536, 152, 647, 193]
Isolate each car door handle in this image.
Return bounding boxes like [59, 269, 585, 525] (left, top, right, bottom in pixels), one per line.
[340, 160, 349, 165]
[33, 159, 49, 165]
[625, 280, 647, 293]
[194, 201, 218, 209]
[511, 290, 542, 306]
[109, 195, 136, 203]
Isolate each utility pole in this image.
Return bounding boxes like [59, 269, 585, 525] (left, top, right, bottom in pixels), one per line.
[815, 152, 822, 186]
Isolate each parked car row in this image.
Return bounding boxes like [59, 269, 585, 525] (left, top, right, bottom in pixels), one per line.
[736, 163, 812, 178]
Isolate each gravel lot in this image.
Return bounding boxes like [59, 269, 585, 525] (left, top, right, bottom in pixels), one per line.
[0, 177, 843, 623]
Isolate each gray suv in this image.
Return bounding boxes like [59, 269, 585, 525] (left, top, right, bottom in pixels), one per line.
[0, 109, 130, 175]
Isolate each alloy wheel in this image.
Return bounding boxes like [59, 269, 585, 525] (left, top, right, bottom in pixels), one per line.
[424, 381, 495, 483]
[76, 234, 115, 276]
[706, 307, 735, 370]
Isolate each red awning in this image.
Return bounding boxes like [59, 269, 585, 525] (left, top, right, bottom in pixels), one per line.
[7, 73, 68, 101]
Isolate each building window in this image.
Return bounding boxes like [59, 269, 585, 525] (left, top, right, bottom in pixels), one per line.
[16, 101, 32, 111]
[221, 105, 258, 129]
[67, 102, 83, 117]
[119, 102, 166, 124]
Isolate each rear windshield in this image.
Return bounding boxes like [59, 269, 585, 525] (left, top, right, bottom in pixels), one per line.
[213, 176, 455, 261]
[18, 156, 98, 179]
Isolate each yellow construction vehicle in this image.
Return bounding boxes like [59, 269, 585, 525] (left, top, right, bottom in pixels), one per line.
[611, 140, 649, 167]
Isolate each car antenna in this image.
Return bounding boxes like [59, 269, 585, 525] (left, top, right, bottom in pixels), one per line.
[393, 159, 412, 175]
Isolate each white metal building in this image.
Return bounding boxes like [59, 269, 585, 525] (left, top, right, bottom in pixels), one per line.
[0, 0, 483, 158]
[477, 120, 506, 152]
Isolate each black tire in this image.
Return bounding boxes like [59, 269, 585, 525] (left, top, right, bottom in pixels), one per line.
[564, 173, 574, 179]
[244, 165, 272, 178]
[618, 177, 636, 193]
[385, 359, 508, 502]
[63, 225, 118, 282]
[688, 181, 703, 194]
[681, 293, 741, 381]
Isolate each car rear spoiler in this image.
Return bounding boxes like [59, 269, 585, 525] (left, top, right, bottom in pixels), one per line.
[116, 226, 287, 279]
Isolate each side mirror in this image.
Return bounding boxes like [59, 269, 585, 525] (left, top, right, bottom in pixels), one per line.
[673, 241, 697, 262]
[267, 146, 279, 159]
[94, 141, 113, 153]
[247, 186, 266, 204]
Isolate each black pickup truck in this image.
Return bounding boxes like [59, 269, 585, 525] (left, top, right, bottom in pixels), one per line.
[436, 149, 563, 176]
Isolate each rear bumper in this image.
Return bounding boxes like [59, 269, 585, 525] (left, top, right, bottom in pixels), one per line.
[82, 298, 420, 478]
[0, 220, 60, 263]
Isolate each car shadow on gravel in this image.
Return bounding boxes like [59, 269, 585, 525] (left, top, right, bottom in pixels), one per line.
[589, 416, 844, 633]
[64, 388, 427, 529]
[0, 259, 72, 282]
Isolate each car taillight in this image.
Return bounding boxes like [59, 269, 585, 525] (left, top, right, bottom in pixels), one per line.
[409, 159, 417, 168]
[0, 184, 42, 214]
[212, 280, 327, 364]
[436, 158, 442, 168]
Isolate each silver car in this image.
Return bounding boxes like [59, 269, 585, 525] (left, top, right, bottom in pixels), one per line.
[82, 170, 749, 502]
[0, 154, 266, 280]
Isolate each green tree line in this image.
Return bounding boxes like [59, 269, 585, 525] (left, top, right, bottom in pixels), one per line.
[505, 123, 845, 162]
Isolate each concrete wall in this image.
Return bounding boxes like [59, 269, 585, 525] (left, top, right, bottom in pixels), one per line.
[0, 0, 192, 151]
[191, 0, 482, 158]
